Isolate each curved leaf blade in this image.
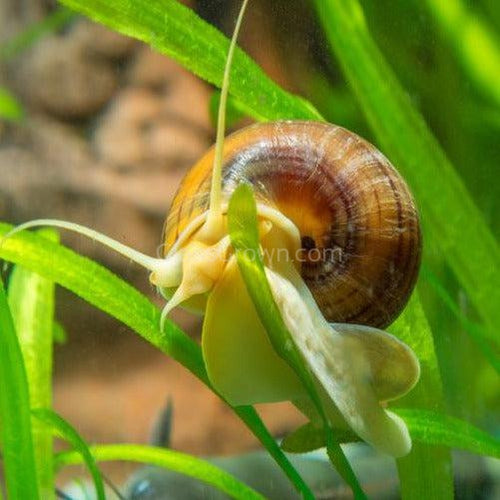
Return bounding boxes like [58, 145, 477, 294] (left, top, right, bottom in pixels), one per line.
[55, 444, 265, 500]
[281, 409, 500, 459]
[395, 409, 500, 459]
[7, 230, 58, 498]
[0, 279, 40, 500]
[32, 408, 105, 500]
[0, 222, 206, 381]
[58, 0, 321, 122]
[425, 0, 500, 108]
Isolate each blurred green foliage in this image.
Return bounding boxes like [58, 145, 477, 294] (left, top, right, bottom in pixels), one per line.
[0, 87, 24, 122]
[352, 0, 500, 425]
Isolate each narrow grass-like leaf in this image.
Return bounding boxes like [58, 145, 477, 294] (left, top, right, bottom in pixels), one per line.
[55, 444, 265, 500]
[230, 406, 313, 499]
[313, 0, 500, 348]
[0, 7, 76, 61]
[421, 265, 500, 374]
[227, 184, 366, 499]
[0, 87, 24, 122]
[32, 408, 105, 500]
[394, 409, 500, 459]
[281, 422, 358, 453]
[425, 0, 500, 108]
[281, 409, 500, 459]
[0, 279, 40, 500]
[7, 229, 58, 498]
[0, 223, 312, 499]
[58, 0, 320, 122]
[389, 292, 454, 500]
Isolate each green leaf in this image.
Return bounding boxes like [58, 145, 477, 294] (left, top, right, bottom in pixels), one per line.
[58, 0, 321, 122]
[281, 409, 500, 459]
[281, 422, 358, 454]
[389, 293, 454, 500]
[227, 184, 366, 500]
[0, 223, 312, 499]
[421, 265, 500, 374]
[394, 409, 500, 459]
[0, 87, 24, 122]
[0, 279, 40, 500]
[32, 408, 105, 500]
[231, 405, 314, 499]
[424, 0, 500, 108]
[7, 229, 58, 498]
[312, 0, 500, 352]
[55, 444, 266, 500]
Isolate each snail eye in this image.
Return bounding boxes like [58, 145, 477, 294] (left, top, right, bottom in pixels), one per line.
[301, 235, 316, 250]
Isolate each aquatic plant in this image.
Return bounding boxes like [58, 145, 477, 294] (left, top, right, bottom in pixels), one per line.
[0, 0, 499, 499]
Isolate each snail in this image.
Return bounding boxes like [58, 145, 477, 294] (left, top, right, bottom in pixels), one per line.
[162, 120, 421, 329]
[6, 0, 421, 460]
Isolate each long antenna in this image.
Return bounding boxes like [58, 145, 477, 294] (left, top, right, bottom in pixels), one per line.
[206, 0, 250, 228]
[4, 219, 161, 271]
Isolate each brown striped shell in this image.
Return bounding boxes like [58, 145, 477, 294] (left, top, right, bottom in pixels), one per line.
[164, 121, 421, 328]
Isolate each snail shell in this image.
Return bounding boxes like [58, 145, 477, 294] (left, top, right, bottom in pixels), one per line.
[164, 121, 421, 328]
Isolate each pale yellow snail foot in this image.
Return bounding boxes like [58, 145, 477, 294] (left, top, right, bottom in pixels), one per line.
[266, 266, 420, 458]
[202, 257, 304, 405]
[202, 248, 420, 457]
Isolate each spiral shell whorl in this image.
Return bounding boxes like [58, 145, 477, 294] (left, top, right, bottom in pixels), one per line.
[164, 121, 421, 328]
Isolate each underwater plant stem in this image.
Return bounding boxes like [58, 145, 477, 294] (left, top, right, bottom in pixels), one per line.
[0, 279, 40, 499]
[390, 292, 453, 500]
[7, 230, 58, 499]
[33, 409, 106, 500]
[233, 406, 315, 500]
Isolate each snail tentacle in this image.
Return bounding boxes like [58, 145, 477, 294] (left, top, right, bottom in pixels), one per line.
[2, 219, 170, 275]
[157, 0, 251, 319]
[204, 0, 250, 235]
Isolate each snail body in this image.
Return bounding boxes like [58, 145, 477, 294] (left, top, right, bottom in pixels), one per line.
[7, 126, 422, 458]
[164, 121, 421, 329]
